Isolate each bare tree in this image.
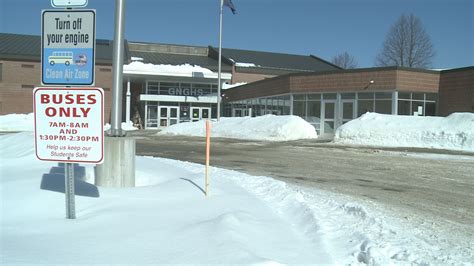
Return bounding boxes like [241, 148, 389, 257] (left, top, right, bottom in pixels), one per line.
[332, 52, 358, 69]
[376, 13, 435, 68]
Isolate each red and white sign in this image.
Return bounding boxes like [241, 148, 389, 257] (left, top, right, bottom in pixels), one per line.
[34, 87, 104, 164]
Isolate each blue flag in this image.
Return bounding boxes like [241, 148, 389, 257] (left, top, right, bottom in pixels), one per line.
[223, 0, 236, 14]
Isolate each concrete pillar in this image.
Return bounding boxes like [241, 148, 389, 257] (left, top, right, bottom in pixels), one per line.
[95, 136, 135, 187]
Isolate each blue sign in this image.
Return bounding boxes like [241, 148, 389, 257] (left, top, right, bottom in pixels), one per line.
[42, 10, 95, 86]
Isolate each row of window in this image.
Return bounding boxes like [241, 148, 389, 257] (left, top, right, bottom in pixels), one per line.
[145, 81, 218, 97]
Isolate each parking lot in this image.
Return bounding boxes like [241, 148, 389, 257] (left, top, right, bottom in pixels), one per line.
[133, 131, 473, 228]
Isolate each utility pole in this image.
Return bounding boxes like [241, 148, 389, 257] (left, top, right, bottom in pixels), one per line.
[110, 0, 126, 136]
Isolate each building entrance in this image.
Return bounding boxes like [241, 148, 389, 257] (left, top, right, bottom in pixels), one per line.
[159, 106, 179, 127]
[191, 107, 211, 122]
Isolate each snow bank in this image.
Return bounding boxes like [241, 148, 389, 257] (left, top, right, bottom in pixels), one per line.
[104, 121, 138, 131]
[335, 112, 474, 152]
[160, 115, 317, 141]
[0, 132, 330, 264]
[0, 113, 138, 132]
[0, 113, 34, 131]
[124, 61, 213, 75]
[2, 132, 471, 264]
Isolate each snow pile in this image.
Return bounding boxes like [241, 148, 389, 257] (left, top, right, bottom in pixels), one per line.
[335, 112, 474, 152]
[0, 113, 34, 131]
[1, 132, 471, 264]
[160, 115, 317, 141]
[235, 62, 258, 67]
[104, 121, 138, 131]
[222, 82, 247, 90]
[0, 132, 331, 264]
[124, 61, 213, 75]
[0, 113, 138, 132]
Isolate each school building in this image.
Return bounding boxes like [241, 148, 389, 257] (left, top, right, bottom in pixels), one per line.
[0, 32, 472, 134]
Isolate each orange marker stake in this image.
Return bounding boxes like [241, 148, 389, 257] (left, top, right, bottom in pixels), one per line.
[205, 119, 211, 196]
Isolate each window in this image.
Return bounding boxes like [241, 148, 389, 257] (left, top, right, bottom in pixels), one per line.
[374, 100, 392, 114]
[293, 101, 306, 118]
[425, 102, 436, 116]
[307, 94, 321, 100]
[21, 84, 34, 89]
[398, 100, 411, 115]
[375, 92, 392, 100]
[398, 92, 411, 100]
[357, 92, 374, 99]
[307, 101, 321, 122]
[357, 99, 374, 117]
[193, 84, 212, 95]
[293, 94, 305, 101]
[397, 92, 437, 116]
[21, 64, 34, 69]
[0, 63, 3, 81]
[341, 93, 355, 99]
[147, 81, 159, 94]
[412, 93, 424, 100]
[323, 93, 336, 99]
[412, 101, 424, 115]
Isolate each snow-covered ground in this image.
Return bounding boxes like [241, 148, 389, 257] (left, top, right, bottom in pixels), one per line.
[0, 113, 34, 131]
[2, 132, 472, 264]
[335, 112, 474, 152]
[159, 115, 317, 141]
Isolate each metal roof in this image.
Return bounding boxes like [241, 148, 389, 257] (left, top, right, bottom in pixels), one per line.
[1, 33, 340, 73]
[0, 33, 40, 60]
[211, 47, 341, 73]
[129, 50, 232, 73]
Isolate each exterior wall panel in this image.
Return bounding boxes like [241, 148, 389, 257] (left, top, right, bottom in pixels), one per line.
[223, 75, 291, 102]
[231, 71, 275, 84]
[438, 67, 474, 116]
[290, 70, 398, 93]
[396, 70, 440, 93]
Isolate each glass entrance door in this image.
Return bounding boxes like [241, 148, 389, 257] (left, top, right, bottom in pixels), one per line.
[146, 105, 158, 128]
[191, 107, 211, 122]
[159, 106, 179, 127]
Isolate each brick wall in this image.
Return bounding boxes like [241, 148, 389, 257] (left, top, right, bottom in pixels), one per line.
[396, 70, 440, 93]
[223, 75, 291, 102]
[231, 71, 275, 84]
[224, 68, 443, 102]
[0, 60, 113, 121]
[290, 69, 398, 92]
[438, 67, 474, 116]
[0, 60, 41, 115]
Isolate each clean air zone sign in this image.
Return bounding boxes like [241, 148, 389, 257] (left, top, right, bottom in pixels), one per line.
[34, 88, 104, 163]
[42, 10, 95, 85]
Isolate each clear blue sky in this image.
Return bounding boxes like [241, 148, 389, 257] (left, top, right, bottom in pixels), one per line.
[1, 0, 473, 69]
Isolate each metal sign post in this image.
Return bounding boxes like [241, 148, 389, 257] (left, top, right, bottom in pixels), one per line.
[34, 87, 104, 220]
[38, 0, 97, 220]
[65, 162, 76, 219]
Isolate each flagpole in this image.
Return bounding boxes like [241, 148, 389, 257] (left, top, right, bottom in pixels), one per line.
[217, 0, 224, 122]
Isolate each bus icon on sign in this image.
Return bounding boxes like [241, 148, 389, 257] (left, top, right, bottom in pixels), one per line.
[48, 51, 73, 66]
